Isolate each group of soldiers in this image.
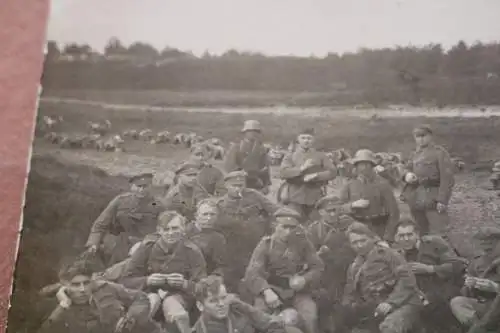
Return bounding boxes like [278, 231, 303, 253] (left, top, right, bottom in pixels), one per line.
[39, 120, 500, 333]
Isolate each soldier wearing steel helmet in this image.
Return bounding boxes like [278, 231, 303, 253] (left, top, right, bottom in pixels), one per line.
[224, 120, 272, 193]
[338, 149, 400, 241]
[400, 124, 455, 237]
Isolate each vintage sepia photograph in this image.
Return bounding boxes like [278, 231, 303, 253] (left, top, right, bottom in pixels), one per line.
[6, 1, 500, 333]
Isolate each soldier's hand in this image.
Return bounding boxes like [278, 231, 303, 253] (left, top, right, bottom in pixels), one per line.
[263, 289, 281, 309]
[56, 287, 72, 309]
[289, 275, 306, 291]
[473, 278, 499, 293]
[464, 276, 477, 288]
[375, 302, 392, 316]
[408, 262, 435, 274]
[436, 202, 447, 214]
[261, 186, 270, 195]
[351, 199, 370, 209]
[374, 165, 385, 173]
[147, 273, 168, 287]
[115, 315, 135, 333]
[404, 172, 418, 184]
[303, 173, 318, 182]
[87, 245, 98, 254]
[166, 273, 186, 288]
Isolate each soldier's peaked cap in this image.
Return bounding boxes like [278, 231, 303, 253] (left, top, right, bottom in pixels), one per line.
[174, 163, 199, 176]
[474, 226, 500, 241]
[242, 120, 262, 132]
[413, 124, 433, 136]
[299, 127, 315, 136]
[315, 195, 341, 209]
[224, 170, 247, 182]
[274, 207, 302, 221]
[129, 172, 154, 183]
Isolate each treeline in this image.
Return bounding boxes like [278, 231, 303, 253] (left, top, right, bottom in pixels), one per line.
[43, 39, 500, 106]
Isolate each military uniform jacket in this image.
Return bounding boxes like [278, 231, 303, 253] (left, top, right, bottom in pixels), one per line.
[186, 223, 228, 276]
[462, 251, 500, 301]
[120, 233, 207, 295]
[192, 297, 286, 333]
[161, 184, 211, 221]
[279, 148, 337, 205]
[399, 235, 467, 303]
[216, 189, 279, 228]
[41, 279, 152, 333]
[198, 164, 226, 196]
[306, 222, 356, 300]
[244, 235, 325, 297]
[401, 143, 455, 209]
[86, 192, 164, 248]
[339, 175, 400, 239]
[224, 139, 271, 189]
[343, 245, 421, 309]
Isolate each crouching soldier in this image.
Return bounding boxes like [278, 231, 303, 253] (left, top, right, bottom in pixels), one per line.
[393, 219, 467, 332]
[305, 196, 357, 333]
[450, 227, 500, 330]
[41, 258, 162, 333]
[120, 211, 207, 333]
[193, 274, 303, 333]
[244, 208, 324, 333]
[186, 198, 228, 277]
[85, 172, 164, 266]
[335, 222, 422, 333]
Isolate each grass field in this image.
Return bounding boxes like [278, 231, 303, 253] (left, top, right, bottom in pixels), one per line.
[7, 97, 500, 333]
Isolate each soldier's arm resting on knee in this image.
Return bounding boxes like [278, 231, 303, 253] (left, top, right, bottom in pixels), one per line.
[385, 250, 420, 308]
[112, 282, 151, 323]
[244, 239, 272, 296]
[119, 242, 153, 290]
[185, 245, 208, 294]
[231, 296, 286, 332]
[427, 236, 468, 278]
[85, 195, 120, 248]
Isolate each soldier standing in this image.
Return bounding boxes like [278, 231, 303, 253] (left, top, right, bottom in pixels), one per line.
[215, 170, 280, 292]
[393, 219, 467, 332]
[120, 211, 207, 333]
[338, 149, 400, 241]
[450, 227, 500, 330]
[336, 222, 422, 333]
[187, 143, 226, 196]
[186, 198, 228, 277]
[224, 120, 271, 194]
[244, 208, 324, 333]
[161, 163, 211, 221]
[279, 128, 337, 222]
[85, 173, 164, 266]
[401, 124, 455, 236]
[193, 275, 302, 333]
[41, 258, 162, 333]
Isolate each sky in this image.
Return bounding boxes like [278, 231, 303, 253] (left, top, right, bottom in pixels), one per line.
[46, 0, 500, 57]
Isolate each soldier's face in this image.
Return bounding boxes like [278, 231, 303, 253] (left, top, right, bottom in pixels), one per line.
[196, 204, 218, 228]
[355, 162, 374, 176]
[65, 275, 92, 305]
[191, 149, 208, 163]
[226, 180, 245, 197]
[179, 173, 198, 187]
[349, 233, 376, 255]
[297, 134, 314, 149]
[319, 207, 339, 223]
[274, 219, 298, 240]
[160, 217, 185, 244]
[414, 133, 432, 147]
[244, 130, 260, 141]
[202, 285, 230, 319]
[394, 225, 419, 250]
[131, 180, 152, 195]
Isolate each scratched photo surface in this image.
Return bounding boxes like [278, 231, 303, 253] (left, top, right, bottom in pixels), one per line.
[7, 1, 500, 333]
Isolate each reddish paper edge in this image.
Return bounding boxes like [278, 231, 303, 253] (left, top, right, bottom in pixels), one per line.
[0, 1, 50, 331]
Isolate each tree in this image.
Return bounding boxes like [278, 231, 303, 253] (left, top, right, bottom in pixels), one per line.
[104, 37, 128, 57]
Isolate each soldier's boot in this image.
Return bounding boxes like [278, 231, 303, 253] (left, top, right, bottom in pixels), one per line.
[173, 315, 191, 333]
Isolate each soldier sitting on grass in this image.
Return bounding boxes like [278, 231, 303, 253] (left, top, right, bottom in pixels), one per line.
[335, 222, 423, 333]
[243, 207, 324, 333]
[44, 257, 162, 333]
[392, 218, 467, 333]
[120, 211, 207, 333]
[193, 274, 303, 333]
